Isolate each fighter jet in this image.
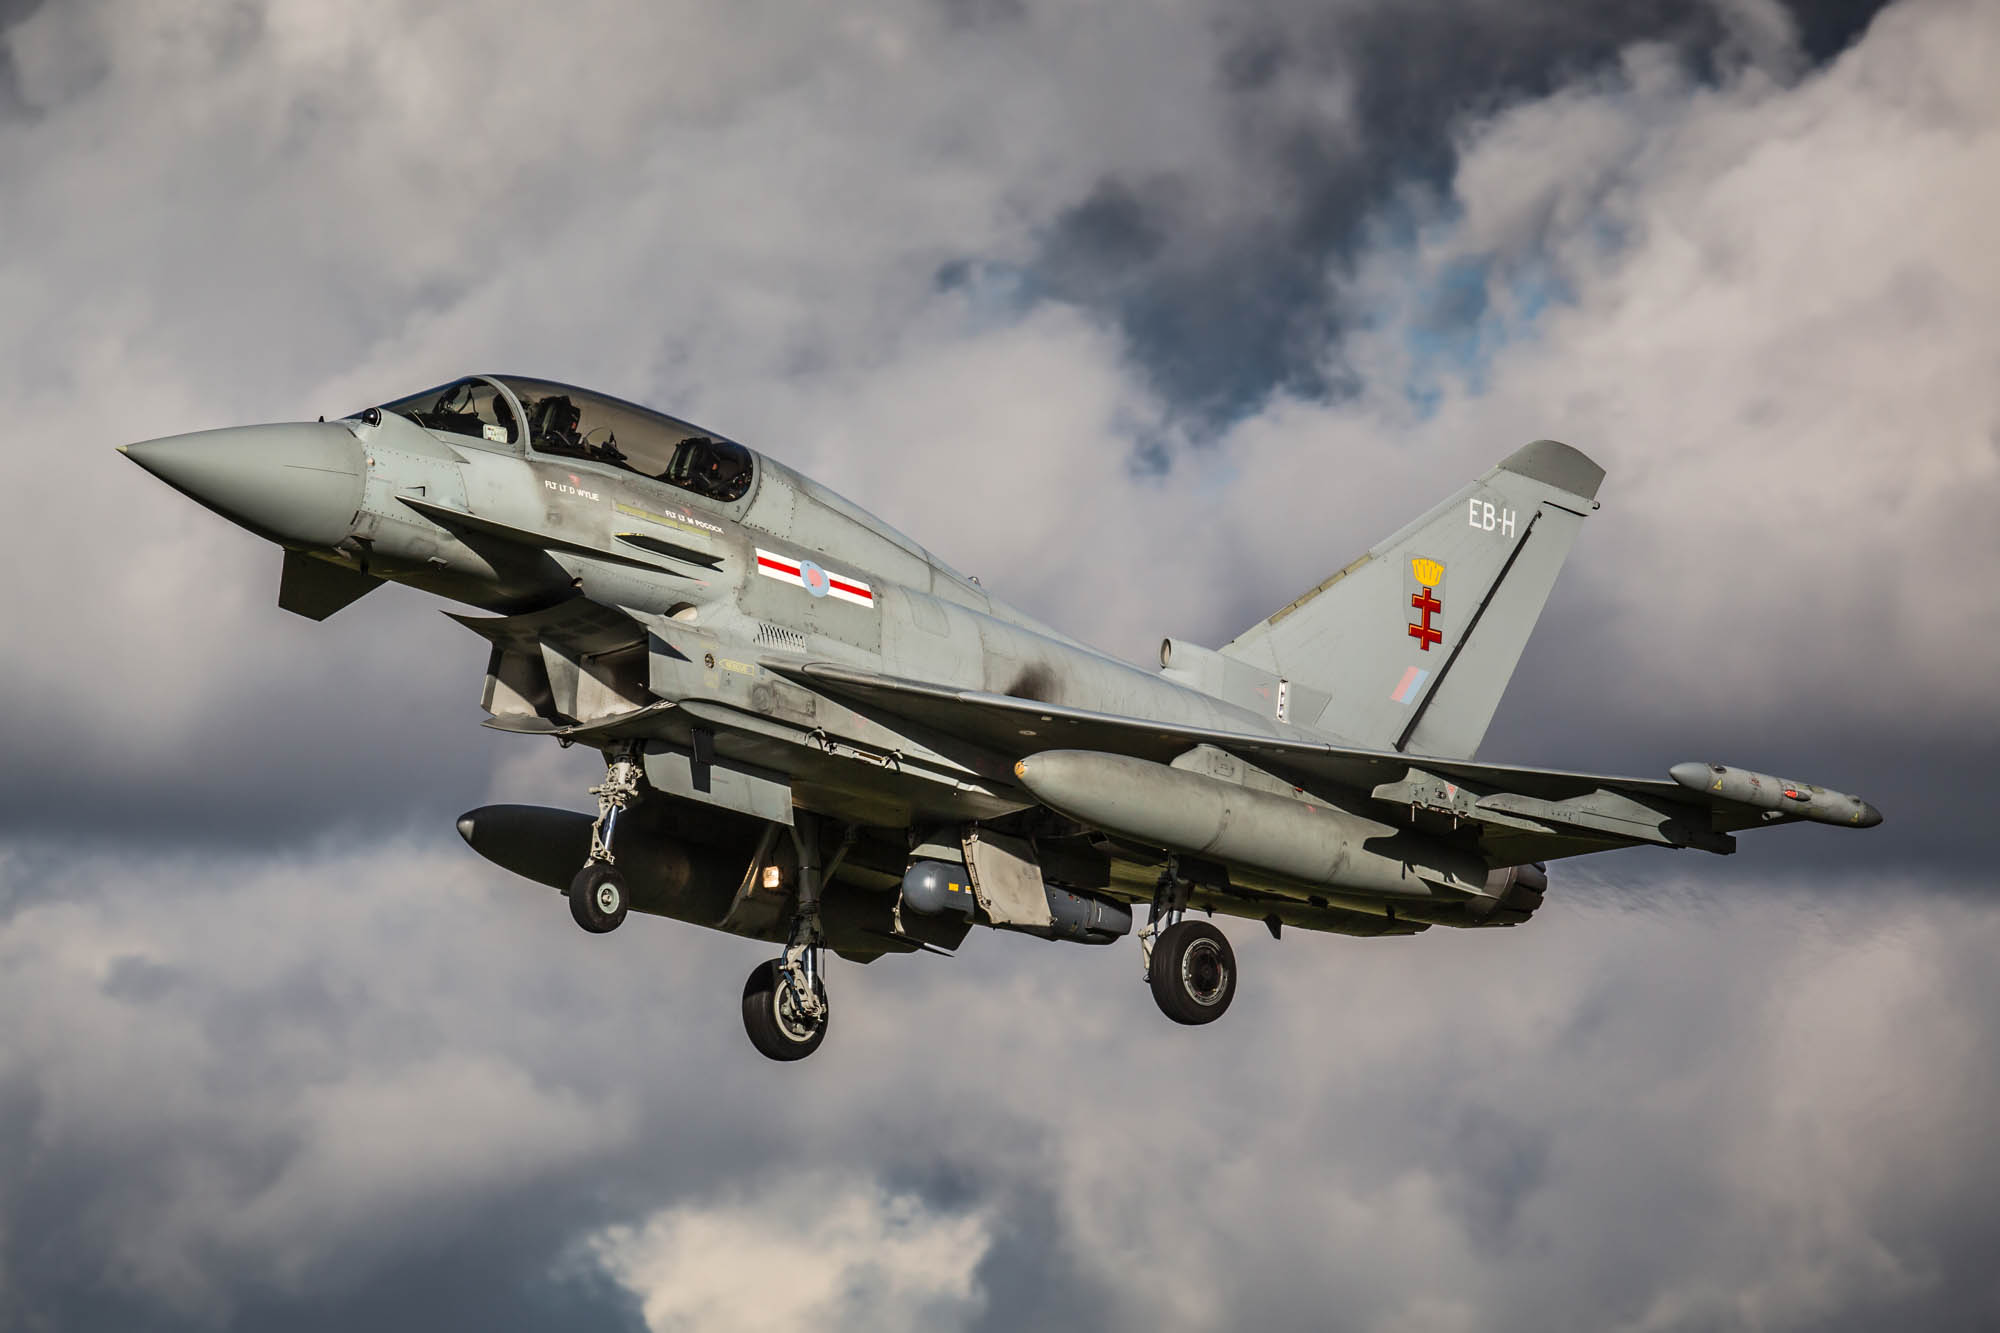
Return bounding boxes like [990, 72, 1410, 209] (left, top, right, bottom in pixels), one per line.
[121, 375, 1881, 1060]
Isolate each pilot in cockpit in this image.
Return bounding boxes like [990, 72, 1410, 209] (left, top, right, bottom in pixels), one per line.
[526, 393, 632, 467]
[525, 394, 586, 457]
[680, 436, 756, 498]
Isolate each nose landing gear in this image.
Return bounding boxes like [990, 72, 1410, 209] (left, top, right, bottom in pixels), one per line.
[567, 745, 642, 934]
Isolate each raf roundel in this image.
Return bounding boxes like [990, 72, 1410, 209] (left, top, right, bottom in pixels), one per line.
[798, 560, 831, 598]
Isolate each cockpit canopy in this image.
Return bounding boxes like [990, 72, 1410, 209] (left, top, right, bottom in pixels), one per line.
[377, 375, 755, 504]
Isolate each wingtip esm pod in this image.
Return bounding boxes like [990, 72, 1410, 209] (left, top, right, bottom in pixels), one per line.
[1671, 761, 1882, 828]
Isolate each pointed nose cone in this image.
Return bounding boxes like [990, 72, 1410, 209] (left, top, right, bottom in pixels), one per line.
[121, 423, 365, 548]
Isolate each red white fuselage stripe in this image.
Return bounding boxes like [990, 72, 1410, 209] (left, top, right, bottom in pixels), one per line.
[753, 548, 874, 607]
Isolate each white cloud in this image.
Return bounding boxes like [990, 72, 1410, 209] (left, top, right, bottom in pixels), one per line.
[591, 1176, 990, 1333]
[1204, 0, 2000, 737]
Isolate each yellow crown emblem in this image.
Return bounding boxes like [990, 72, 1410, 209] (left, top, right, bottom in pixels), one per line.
[1411, 557, 1443, 588]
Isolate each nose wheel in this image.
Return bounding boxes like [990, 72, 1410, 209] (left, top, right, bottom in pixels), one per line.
[569, 862, 628, 934]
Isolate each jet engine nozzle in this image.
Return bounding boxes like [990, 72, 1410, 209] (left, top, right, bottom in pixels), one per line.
[120, 422, 365, 549]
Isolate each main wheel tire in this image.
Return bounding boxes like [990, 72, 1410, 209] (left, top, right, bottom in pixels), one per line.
[742, 959, 829, 1061]
[568, 862, 629, 934]
[1148, 920, 1237, 1025]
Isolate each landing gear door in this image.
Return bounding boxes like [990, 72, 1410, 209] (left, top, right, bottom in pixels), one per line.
[962, 829, 1053, 928]
[643, 741, 794, 826]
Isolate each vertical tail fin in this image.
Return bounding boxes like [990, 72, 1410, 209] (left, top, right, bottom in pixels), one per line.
[1220, 440, 1604, 759]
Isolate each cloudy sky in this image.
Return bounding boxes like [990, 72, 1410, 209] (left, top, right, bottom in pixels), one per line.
[2, 0, 1997, 1327]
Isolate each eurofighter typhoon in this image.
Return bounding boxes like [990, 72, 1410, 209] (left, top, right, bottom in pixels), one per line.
[121, 376, 1882, 1060]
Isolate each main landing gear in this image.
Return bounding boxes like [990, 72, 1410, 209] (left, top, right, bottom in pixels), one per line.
[568, 745, 639, 934]
[741, 811, 831, 1061]
[563, 744, 832, 1061]
[1137, 861, 1237, 1025]
[742, 958, 827, 1061]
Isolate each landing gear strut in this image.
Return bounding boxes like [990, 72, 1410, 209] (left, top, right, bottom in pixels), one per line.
[569, 745, 640, 934]
[742, 812, 831, 1061]
[1138, 860, 1237, 1025]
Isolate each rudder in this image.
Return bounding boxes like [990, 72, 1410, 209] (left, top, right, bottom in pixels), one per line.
[1220, 440, 1604, 758]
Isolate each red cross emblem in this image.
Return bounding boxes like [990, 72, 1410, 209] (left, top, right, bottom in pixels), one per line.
[1408, 587, 1442, 651]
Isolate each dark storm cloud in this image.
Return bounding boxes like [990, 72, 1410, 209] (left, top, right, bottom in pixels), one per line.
[962, 1183, 1121, 1333]
[1029, 0, 1894, 421]
[1480, 670, 1996, 878]
[0, 577, 595, 862]
[226, 1262, 647, 1333]
[1791, 0, 1899, 57]
[0, 1, 37, 121]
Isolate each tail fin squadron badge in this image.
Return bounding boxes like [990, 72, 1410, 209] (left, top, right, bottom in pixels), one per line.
[1407, 556, 1444, 651]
